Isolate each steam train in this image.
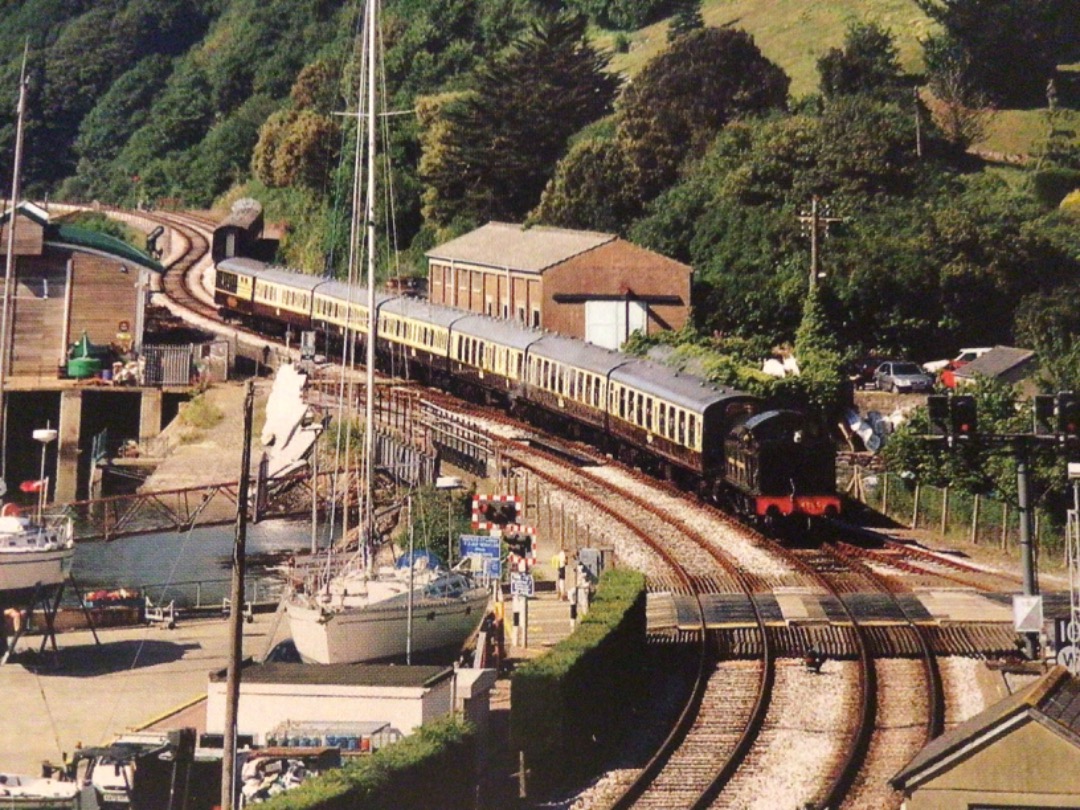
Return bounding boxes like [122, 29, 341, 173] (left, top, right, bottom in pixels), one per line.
[214, 257, 841, 526]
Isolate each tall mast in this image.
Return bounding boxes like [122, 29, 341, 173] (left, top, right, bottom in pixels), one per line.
[361, 0, 378, 570]
[0, 41, 29, 481]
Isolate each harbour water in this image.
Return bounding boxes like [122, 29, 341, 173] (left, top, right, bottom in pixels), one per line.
[71, 518, 312, 608]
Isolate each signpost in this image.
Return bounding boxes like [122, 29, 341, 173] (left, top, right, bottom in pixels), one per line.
[510, 572, 534, 598]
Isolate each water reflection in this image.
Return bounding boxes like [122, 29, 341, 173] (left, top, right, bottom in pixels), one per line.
[72, 519, 310, 608]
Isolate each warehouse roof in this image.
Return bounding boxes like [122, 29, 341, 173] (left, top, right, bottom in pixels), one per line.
[425, 221, 615, 273]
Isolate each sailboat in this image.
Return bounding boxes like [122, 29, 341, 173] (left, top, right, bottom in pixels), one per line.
[285, 0, 488, 665]
[0, 51, 75, 610]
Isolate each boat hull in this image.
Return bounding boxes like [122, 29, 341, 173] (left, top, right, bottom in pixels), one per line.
[287, 588, 490, 664]
[0, 547, 74, 606]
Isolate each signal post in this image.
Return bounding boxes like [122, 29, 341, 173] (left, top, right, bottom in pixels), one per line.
[925, 391, 1080, 658]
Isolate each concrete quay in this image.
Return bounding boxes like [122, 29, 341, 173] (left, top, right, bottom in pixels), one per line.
[0, 613, 280, 776]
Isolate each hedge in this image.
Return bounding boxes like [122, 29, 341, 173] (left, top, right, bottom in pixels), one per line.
[509, 567, 648, 791]
[256, 716, 475, 810]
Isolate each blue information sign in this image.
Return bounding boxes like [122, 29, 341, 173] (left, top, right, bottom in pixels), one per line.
[460, 534, 501, 559]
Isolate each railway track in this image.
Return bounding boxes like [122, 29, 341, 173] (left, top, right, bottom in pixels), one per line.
[141, 207, 1014, 810]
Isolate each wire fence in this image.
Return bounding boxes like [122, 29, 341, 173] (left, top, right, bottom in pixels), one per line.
[843, 469, 1068, 563]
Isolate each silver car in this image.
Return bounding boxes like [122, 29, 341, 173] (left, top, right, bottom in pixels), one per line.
[873, 361, 935, 393]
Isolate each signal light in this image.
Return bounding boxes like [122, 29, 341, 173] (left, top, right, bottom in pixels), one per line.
[1033, 395, 1056, 435]
[1058, 392, 1080, 438]
[927, 395, 949, 432]
[950, 395, 977, 437]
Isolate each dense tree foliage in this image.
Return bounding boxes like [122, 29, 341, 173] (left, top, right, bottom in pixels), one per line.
[617, 27, 789, 202]
[817, 22, 908, 104]
[418, 12, 619, 232]
[917, 0, 1078, 105]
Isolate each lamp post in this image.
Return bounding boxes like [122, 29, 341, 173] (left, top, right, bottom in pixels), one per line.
[32, 425, 57, 524]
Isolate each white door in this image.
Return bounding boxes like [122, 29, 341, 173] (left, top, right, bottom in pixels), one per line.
[586, 300, 647, 350]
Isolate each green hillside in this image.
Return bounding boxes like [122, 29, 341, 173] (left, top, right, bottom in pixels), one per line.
[605, 0, 933, 97]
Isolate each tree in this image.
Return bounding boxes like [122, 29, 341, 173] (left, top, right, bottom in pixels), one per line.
[419, 12, 619, 229]
[667, 0, 703, 42]
[530, 137, 642, 233]
[817, 21, 907, 103]
[617, 27, 789, 202]
[923, 46, 996, 152]
[917, 0, 1076, 105]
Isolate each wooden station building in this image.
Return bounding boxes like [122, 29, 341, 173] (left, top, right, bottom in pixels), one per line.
[425, 222, 692, 350]
[0, 201, 168, 502]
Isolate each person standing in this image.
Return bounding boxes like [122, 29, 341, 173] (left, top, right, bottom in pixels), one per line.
[555, 548, 568, 601]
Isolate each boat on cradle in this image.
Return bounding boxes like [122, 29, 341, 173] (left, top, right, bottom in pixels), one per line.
[287, 554, 490, 665]
[0, 511, 74, 605]
[0, 772, 83, 808]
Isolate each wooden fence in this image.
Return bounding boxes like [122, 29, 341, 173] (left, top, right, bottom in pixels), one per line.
[844, 469, 1067, 560]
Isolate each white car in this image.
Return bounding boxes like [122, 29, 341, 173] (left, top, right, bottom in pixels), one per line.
[923, 347, 992, 374]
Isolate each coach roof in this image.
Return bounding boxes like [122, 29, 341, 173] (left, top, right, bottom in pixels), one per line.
[425, 222, 615, 274]
[380, 296, 468, 329]
[453, 313, 543, 351]
[528, 333, 627, 376]
[611, 358, 741, 412]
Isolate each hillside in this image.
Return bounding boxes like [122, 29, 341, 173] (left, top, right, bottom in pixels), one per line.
[605, 0, 933, 97]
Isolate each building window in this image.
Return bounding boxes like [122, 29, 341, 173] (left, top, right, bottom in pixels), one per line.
[532, 310, 540, 328]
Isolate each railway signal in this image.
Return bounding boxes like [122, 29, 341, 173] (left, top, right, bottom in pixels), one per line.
[925, 394, 976, 438]
[472, 494, 521, 530]
[1034, 394, 1056, 435]
[1057, 392, 1080, 438]
[950, 395, 977, 437]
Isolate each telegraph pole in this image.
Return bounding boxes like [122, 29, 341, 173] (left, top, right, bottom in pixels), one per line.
[797, 196, 844, 290]
[221, 381, 255, 810]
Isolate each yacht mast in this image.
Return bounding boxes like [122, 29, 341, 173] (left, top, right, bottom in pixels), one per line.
[361, 0, 378, 571]
[0, 41, 30, 481]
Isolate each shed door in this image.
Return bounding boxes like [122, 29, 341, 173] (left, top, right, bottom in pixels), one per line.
[586, 300, 647, 350]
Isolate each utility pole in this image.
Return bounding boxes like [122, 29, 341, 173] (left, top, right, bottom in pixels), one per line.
[797, 196, 844, 290]
[221, 381, 255, 810]
[914, 86, 923, 158]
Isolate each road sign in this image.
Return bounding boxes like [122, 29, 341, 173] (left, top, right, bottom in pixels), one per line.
[1013, 594, 1044, 633]
[510, 572, 534, 598]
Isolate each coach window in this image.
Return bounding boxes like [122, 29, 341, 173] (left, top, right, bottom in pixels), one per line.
[658, 403, 667, 436]
[689, 415, 698, 449]
[618, 386, 626, 419]
[678, 411, 686, 445]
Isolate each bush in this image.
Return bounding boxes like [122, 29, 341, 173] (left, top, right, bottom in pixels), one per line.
[258, 716, 476, 810]
[510, 567, 647, 791]
[1032, 168, 1080, 209]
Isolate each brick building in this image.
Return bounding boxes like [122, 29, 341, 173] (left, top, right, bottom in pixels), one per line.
[425, 222, 691, 349]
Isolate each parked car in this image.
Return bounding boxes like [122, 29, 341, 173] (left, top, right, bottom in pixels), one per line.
[848, 355, 892, 390]
[922, 347, 992, 374]
[873, 361, 936, 393]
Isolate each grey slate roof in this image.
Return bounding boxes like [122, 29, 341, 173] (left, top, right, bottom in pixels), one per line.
[425, 222, 615, 273]
[892, 666, 1080, 789]
[953, 345, 1036, 380]
[210, 662, 453, 688]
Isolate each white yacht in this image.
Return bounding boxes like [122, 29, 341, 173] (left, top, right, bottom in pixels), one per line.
[0, 511, 74, 605]
[286, 555, 489, 664]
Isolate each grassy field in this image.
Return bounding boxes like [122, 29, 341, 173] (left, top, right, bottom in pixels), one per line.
[601, 0, 933, 97]
[596, 0, 1075, 158]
